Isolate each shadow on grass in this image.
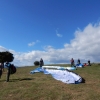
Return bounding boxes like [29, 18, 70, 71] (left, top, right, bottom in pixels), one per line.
[0, 78, 34, 82]
[12, 78, 34, 82]
[18, 78, 34, 81]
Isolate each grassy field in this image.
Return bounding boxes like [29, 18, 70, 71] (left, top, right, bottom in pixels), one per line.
[0, 64, 100, 100]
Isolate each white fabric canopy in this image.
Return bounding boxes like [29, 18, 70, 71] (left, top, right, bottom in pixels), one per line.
[44, 69, 82, 84]
[30, 67, 82, 84]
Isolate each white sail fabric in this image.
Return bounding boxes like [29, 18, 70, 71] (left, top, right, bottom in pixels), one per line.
[30, 67, 82, 84]
[44, 69, 82, 84]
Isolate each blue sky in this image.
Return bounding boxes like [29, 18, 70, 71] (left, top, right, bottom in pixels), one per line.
[0, 0, 100, 66]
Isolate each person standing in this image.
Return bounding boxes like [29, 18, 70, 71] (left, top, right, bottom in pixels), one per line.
[40, 58, 44, 67]
[5, 62, 11, 82]
[77, 59, 80, 64]
[88, 60, 91, 66]
[70, 58, 74, 67]
[0, 63, 4, 79]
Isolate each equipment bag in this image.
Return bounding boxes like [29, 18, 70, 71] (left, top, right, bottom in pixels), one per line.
[10, 64, 16, 74]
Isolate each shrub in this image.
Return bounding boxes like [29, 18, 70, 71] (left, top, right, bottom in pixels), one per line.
[34, 61, 39, 66]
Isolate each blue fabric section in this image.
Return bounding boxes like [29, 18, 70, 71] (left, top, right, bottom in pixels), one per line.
[58, 67, 76, 70]
[30, 67, 44, 74]
[76, 63, 84, 68]
[5, 63, 11, 68]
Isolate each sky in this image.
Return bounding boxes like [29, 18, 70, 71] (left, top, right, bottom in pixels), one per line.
[0, 0, 100, 66]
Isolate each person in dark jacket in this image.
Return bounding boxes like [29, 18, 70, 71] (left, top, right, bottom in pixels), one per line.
[40, 58, 44, 67]
[5, 62, 11, 82]
[77, 59, 80, 64]
[88, 60, 91, 66]
[0, 63, 4, 79]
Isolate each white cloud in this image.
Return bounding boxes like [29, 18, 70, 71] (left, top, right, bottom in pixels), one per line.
[0, 46, 8, 51]
[28, 40, 40, 47]
[0, 22, 100, 66]
[56, 29, 63, 37]
[56, 33, 63, 37]
[28, 42, 35, 46]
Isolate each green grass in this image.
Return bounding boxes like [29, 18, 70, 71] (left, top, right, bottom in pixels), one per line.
[0, 64, 100, 100]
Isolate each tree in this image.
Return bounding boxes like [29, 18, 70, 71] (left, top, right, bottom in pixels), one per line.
[34, 61, 39, 66]
[4, 51, 14, 62]
[0, 51, 14, 69]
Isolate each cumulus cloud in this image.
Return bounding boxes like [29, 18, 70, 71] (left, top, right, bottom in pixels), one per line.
[0, 22, 100, 66]
[64, 23, 100, 62]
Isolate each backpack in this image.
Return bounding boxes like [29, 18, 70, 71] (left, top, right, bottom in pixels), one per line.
[10, 64, 17, 74]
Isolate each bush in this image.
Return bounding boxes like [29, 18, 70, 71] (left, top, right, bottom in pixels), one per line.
[34, 61, 39, 66]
